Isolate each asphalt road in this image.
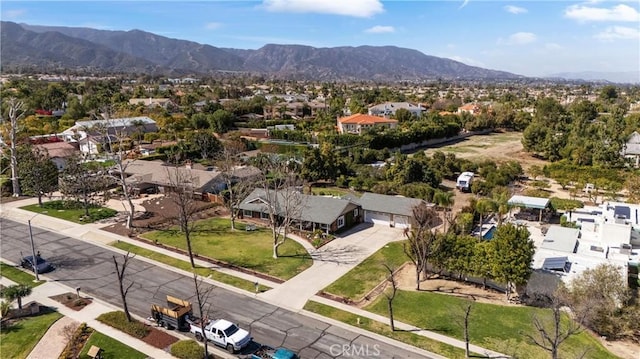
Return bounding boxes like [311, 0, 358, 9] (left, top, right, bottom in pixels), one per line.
[0, 219, 436, 359]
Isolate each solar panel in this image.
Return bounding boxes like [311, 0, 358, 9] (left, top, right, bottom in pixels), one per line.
[614, 206, 630, 219]
[542, 257, 569, 271]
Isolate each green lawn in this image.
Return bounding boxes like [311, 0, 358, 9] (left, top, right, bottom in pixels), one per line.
[21, 201, 117, 224]
[0, 311, 63, 359]
[304, 301, 469, 359]
[365, 290, 618, 359]
[79, 330, 147, 359]
[323, 241, 408, 300]
[141, 218, 312, 280]
[111, 241, 271, 293]
[310, 187, 352, 197]
[0, 262, 45, 287]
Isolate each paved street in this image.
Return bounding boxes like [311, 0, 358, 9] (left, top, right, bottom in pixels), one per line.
[0, 218, 438, 359]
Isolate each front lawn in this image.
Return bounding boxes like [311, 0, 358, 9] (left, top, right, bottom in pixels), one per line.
[0, 262, 45, 287]
[79, 330, 147, 359]
[366, 290, 617, 359]
[0, 311, 63, 359]
[141, 218, 312, 280]
[322, 241, 408, 300]
[21, 200, 117, 224]
[304, 301, 468, 358]
[111, 241, 271, 293]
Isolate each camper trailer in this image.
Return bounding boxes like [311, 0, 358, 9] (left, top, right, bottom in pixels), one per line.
[456, 172, 474, 192]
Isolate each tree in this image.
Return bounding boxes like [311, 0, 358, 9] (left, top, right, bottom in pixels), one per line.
[113, 252, 135, 322]
[216, 139, 253, 230]
[382, 263, 398, 331]
[59, 155, 112, 217]
[455, 302, 474, 358]
[2, 98, 26, 197]
[490, 223, 535, 300]
[256, 156, 305, 259]
[192, 132, 221, 161]
[403, 203, 439, 290]
[166, 166, 200, 267]
[17, 144, 59, 206]
[525, 291, 585, 359]
[475, 198, 496, 239]
[0, 284, 32, 309]
[192, 272, 214, 359]
[564, 263, 630, 339]
[433, 190, 454, 232]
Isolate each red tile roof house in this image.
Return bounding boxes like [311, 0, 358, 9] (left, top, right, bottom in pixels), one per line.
[336, 114, 398, 135]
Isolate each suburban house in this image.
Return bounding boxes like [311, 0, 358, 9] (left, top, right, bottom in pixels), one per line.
[238, 188, 362, 234]
[36, 141, 78, 170]
[349, 192, 426, 229]
[78, 135, 118, 156]
[532, 201, 640, 286]
[457, 103, 482, 115]
[368, 102, 425, 118]
[118, 160, 225, 196]
[128, 98, 175, 109]
[336, 114, 398, 134]
[60, 116, 158, 143]
[621, 131, 640, 167]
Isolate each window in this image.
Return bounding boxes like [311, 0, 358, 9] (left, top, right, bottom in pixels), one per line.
[337, 215, 345, 228]
[243, 210, 252, 217]
[353, 208, 358, 217]
[261, 212, 269, 219]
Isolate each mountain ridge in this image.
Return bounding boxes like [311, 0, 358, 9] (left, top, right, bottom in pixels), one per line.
[3, 21, 525, 81]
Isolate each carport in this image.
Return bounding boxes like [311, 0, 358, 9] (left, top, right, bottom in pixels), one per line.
[508, 195, 550, 222]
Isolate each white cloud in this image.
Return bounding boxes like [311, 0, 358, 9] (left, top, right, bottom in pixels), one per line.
[500, 32, 537, 45]
[364, 25, 395, 34]
[595, 26, 640, 40]
[447, 55, 485, 67]
[459, 0, 469, 9]
[544, 43, 563, 50]
[3, 9, 26, 19]
[564, 4, 639, 22]
[204, 22, 222, 30]
[262, 0, 384, 17]
[504, 5, 527, 14]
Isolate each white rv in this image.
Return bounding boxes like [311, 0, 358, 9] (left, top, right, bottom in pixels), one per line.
[456, 172, 474, 192]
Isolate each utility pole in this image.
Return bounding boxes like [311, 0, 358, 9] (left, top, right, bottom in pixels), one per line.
[28, 220, 39, 281]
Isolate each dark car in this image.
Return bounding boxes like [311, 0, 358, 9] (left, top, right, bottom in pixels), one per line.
[20, 255, 54, 273]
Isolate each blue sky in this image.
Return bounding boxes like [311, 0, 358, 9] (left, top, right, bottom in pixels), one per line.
[2, 0, 639, 77]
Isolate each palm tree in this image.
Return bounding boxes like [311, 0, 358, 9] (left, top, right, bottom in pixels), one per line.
[491, 186, 511, 226]
[0, 285, 32, 309]
[433, 190, 455, 232]
[475, 198, 497, 239]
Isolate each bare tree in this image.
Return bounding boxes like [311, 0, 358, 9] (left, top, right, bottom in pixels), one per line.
[166, 166, 200, 267]
[257, 156, 305, 259]
[113, 252, 136, 322]
[2, 98, 26, 197]
[403, 203, 440, 290]
[59, 154, 113, 217]
[525, 293, 585, 359]
[192, 272, 214, 359]
[91, 119, 139, 229]
[216, 139, 254, 230]
[382, 263, 398, 331]
[454, 302, 474, 358]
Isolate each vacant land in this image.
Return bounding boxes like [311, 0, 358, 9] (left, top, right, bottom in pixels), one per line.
[141, 218, 312, 280]
[423, 131, 547, 170]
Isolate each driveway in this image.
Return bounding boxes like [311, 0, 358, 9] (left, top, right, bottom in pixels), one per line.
[260, 223, 405, 310]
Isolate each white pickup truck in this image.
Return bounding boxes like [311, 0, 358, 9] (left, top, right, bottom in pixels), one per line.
[189, 318, 252, 353]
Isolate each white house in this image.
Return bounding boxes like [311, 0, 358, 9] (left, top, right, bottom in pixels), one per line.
[368, 102, 425, 118]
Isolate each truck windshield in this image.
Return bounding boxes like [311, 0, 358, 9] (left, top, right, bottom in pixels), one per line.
[224, 324, 239, 337]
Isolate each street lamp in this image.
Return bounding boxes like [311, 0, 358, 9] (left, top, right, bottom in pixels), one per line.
[28, 219, 39, 281]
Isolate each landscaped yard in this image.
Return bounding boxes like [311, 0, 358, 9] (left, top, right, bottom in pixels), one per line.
[365, 290, 617, 359]
[21, 200, 117, 224]
[0, 262, 45, 287]
[140, 218, 312, 280]
[0, 311, 63, 359]
[111, 242, 271, 292]
[304, 301, 469, 358]
[79, 330, 147, 359]
[322, 241, 408, 300]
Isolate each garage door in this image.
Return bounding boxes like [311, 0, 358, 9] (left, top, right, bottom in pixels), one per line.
[365, 211, 391, 225]
[393, 215, 410, 229]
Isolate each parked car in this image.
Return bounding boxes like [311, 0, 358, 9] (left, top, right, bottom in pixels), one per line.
[190, 318, 252, 353]
[20, 255, 54, 273]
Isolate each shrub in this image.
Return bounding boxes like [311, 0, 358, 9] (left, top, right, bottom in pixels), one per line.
[85, 208, 118, 222]
[549, 197, 584, 211]
[97, 311, 150, 339]
[170, 340, 204, 359]
[59, 323, 94, 359]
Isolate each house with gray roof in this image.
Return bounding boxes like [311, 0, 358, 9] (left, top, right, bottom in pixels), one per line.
[350, 192, 426, 229]
[621, 131, 640, 167]
[238, 188, 362, 234]
[368, 102, 425, 118]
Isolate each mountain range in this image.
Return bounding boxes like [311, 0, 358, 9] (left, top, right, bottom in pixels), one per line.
[1, 21, 525, 81]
